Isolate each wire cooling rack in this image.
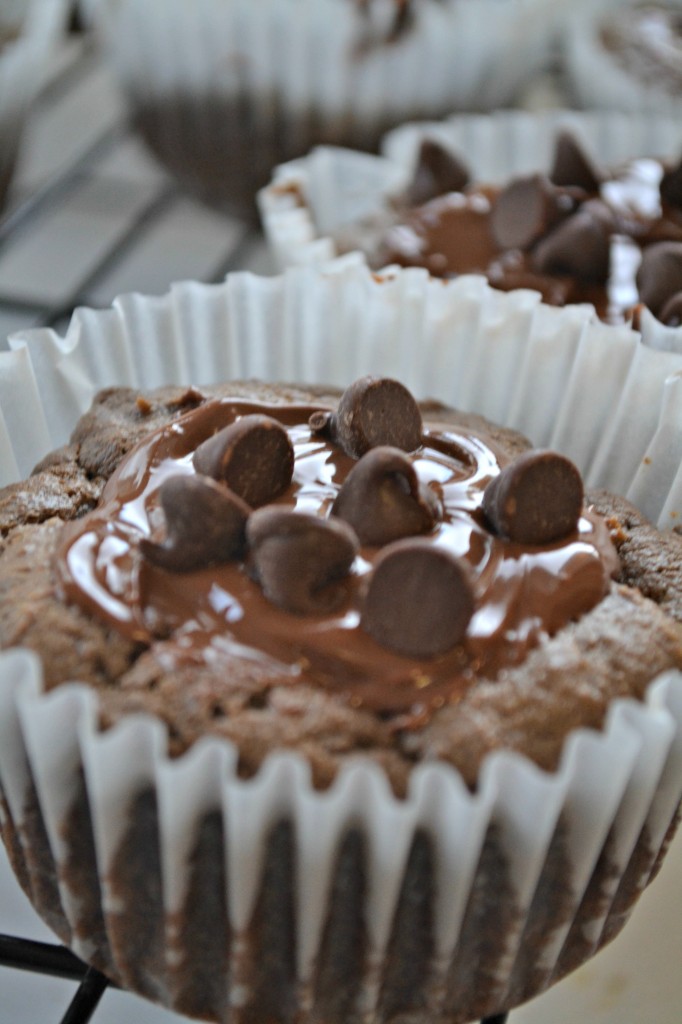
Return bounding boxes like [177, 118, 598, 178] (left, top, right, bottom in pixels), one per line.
[0, 933, 511, 1024]
[0, 932, 513, 1024]
[0, 35, 273, 346]
[0, 934, 111, 1024]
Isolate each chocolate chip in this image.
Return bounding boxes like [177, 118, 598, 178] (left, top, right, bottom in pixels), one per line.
[660, 157, 682, 210]
[482, 450, 583, 545]
[141, 474, 250, 572]
[531, 200, 613, 283]
[331, 446, 439, 546]
[335, 377, 423, 458]
[490, 175, 574, 251]
[361, 539, 475, 658]
[549, 131, 601, 192]
[247, 507, 359, 614]
[193, 414, 294, 508]
[406, 138, 470, 206]
[635, 241, 682, 318]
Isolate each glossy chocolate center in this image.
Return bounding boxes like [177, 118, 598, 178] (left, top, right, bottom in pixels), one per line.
[382, 154, 682, 324]
[56, 398, 619, 716]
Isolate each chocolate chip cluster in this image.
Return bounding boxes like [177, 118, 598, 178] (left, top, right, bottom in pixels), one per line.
[141, 377, 584, 660]
[406, 130, 682, 325]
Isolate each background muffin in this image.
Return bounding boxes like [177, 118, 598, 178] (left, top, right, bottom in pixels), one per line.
[82, 0, 563, 219]
[259, 108, 682, 335]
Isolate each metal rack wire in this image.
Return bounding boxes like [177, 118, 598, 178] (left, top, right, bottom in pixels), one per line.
[0, 38, 271, 345]
[0, 932, 510, 1024]
[0, 935, 111, 1024]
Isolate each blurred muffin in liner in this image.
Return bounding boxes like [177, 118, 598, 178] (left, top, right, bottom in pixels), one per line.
[0, 259, 681, 1022]
[83, 0, 561, 219]
[259, 108, 682, 331]
[0, 0, 69, 211]
[562, 1, 682, 116]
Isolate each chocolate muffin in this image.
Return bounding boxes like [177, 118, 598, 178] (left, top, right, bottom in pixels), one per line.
[564, 2, 682, 116]
[87, 0, 558, 217]
[0, 247, 675, 1024]
[0, 372, 680, 1023]
[599, 3, 682, 93]
[0, 373, 679, 790]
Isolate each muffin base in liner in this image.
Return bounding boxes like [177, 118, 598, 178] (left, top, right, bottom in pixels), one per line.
[86, 0, 560, 217]
[0, 261, 681, 1020]
[0, 653, 680, 1022]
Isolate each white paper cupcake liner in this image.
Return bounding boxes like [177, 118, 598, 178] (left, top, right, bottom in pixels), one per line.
[0, 652, 680, 1019]
[0, 261, 681, 1021]
[0, 0, 70, 210]
[84, 0, 561, 216]
[562, 2, 682, 117]
[4, 258, 682, 527]
[259, 108, 682, 351]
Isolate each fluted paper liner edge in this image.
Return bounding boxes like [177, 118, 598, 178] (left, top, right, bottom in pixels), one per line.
[0, 648, 680, 1015]
[3, 260, 682, 527]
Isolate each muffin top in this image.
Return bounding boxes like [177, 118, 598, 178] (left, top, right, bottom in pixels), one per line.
[1, 377, 682, 792]
[366, 132, 682, 325]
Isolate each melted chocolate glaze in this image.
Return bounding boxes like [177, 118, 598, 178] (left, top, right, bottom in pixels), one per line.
[381, 155, 682, 324]
[56, 398, 619, 716]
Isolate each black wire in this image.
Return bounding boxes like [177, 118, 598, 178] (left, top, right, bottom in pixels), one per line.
[1, 930, 510, 1023]
[59, 966, 110, 1024]
[1, 933, 112, 1023]
[0, 933, 90, 983]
